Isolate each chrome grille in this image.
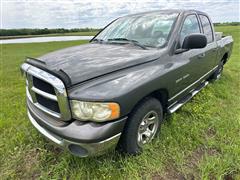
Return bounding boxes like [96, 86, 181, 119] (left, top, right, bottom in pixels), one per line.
[21, 63, 71, 121]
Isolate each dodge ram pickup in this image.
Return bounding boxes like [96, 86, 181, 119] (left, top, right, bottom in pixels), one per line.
[21, 10, 233, 157]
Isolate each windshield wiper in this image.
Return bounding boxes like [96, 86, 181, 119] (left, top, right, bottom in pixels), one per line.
[91, 38, 105, 43]
[107, 38, 147, 50]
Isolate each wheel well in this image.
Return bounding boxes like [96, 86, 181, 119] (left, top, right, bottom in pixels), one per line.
[222, 53, 228, 65]
[149, 89, 169, 113]
[132, 89, 169, 114]
[124, 89, 169, 124]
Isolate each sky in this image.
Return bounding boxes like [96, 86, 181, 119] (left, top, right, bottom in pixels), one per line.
[1, 0, 240, 29]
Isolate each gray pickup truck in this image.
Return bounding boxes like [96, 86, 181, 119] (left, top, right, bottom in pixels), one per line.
[21, 10, 233, 157]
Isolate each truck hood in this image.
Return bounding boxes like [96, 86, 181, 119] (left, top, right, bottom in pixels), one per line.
[36, 43, 161, 85]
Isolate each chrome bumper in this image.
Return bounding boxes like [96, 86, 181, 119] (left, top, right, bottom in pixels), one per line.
[27, 111, 121, 157]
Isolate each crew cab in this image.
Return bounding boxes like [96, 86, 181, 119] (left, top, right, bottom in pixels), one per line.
[21, 10, 233, 157]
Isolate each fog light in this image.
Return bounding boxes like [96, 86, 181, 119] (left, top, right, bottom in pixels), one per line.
[68, 144, 88, 157]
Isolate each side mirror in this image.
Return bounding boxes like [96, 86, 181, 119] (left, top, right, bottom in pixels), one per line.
[182, 33, 207, 49]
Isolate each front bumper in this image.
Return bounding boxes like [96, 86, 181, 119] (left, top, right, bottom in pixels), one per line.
[27, 111, 122, 157]
[27, 100, 127, 157]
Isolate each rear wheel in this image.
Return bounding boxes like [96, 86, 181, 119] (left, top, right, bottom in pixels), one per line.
[210, 61, 224, 82]
[118, 97, 163, 155]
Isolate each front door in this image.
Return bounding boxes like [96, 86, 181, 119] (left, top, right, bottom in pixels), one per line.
[174, 15, 206, 93]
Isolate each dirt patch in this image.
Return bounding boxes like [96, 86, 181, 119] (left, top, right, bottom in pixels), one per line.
[16, 148, 41, 179]
[151, 146, 222, 179]
[44, 143, 63, 155]
[152, 172, 185, 180]
[184, 146, 220, 179]
[186, 147, 205, 169]
[224, 171, 239, 180]
[24, 148, 40, 171]
[152, 165, 186, 180]
[206, 127, 217, 138]
[151, 147, 220, 180]
[186, 147, 219, 169]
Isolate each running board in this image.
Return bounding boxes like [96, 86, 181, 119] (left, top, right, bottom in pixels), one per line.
[168, 81, 209, 114]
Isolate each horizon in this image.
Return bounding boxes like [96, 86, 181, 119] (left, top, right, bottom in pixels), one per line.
[1, 0, 240, 29]
[1, 21, 240, 30]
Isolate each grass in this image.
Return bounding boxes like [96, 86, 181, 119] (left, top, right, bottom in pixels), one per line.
[0, 31, 98, 40]
[0, 26, 239, 179]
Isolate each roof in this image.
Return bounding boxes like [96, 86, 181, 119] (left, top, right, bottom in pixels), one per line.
[124, 9, 206, 17]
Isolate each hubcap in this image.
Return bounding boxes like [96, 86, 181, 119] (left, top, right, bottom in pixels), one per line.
[137, 111, 159, 147]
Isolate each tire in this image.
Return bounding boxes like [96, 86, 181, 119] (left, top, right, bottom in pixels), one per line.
[118, 97, 163, 155]
[210, 60, 224, 82]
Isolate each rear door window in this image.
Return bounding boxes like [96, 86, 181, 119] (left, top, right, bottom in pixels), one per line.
[199, 15, 214, 43]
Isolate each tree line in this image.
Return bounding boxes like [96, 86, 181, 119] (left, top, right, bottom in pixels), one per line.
[0, 22, 239, 36]
[213, 22, 240, 26]
[0, 28, 101, 36]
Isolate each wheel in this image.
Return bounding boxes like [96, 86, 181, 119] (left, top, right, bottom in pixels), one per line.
[118, 97, 163, 155]
[210, 61, 224, 82]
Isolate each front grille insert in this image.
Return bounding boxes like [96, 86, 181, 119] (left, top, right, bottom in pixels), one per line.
[21, 63, 71, 121]
[36, 94, 60, 113]
[33, 76, 55, 95]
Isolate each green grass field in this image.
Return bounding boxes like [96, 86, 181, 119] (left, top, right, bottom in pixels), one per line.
[0, 26, 239, 179]
[0, 31, 98, 40]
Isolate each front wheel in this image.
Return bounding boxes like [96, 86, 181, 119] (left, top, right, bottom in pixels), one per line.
[118, 97, 163, 155]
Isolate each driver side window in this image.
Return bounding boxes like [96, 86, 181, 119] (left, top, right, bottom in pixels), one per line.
[179, 15, 200, 47]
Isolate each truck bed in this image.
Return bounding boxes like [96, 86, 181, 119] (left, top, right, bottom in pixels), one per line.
[216, 35, 233, 62]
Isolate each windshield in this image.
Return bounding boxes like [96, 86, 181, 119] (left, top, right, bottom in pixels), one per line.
[94, 13, 179, 48]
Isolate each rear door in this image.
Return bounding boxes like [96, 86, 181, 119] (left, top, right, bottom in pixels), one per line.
[198, 14, 218, 69]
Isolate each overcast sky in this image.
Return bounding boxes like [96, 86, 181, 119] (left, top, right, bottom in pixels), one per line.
[1, 0, 240, 29]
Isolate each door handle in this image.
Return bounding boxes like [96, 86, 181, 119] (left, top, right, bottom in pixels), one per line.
[198, 53, 205, 59]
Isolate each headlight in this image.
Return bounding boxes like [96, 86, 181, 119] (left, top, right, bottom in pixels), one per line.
[70, 100, 120, 122]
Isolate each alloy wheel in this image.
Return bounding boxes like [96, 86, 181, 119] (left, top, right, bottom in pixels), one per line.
[137, 110, 159, 147]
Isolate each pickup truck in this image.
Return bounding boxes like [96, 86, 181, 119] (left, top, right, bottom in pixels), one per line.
[21, 10, 233, 157]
